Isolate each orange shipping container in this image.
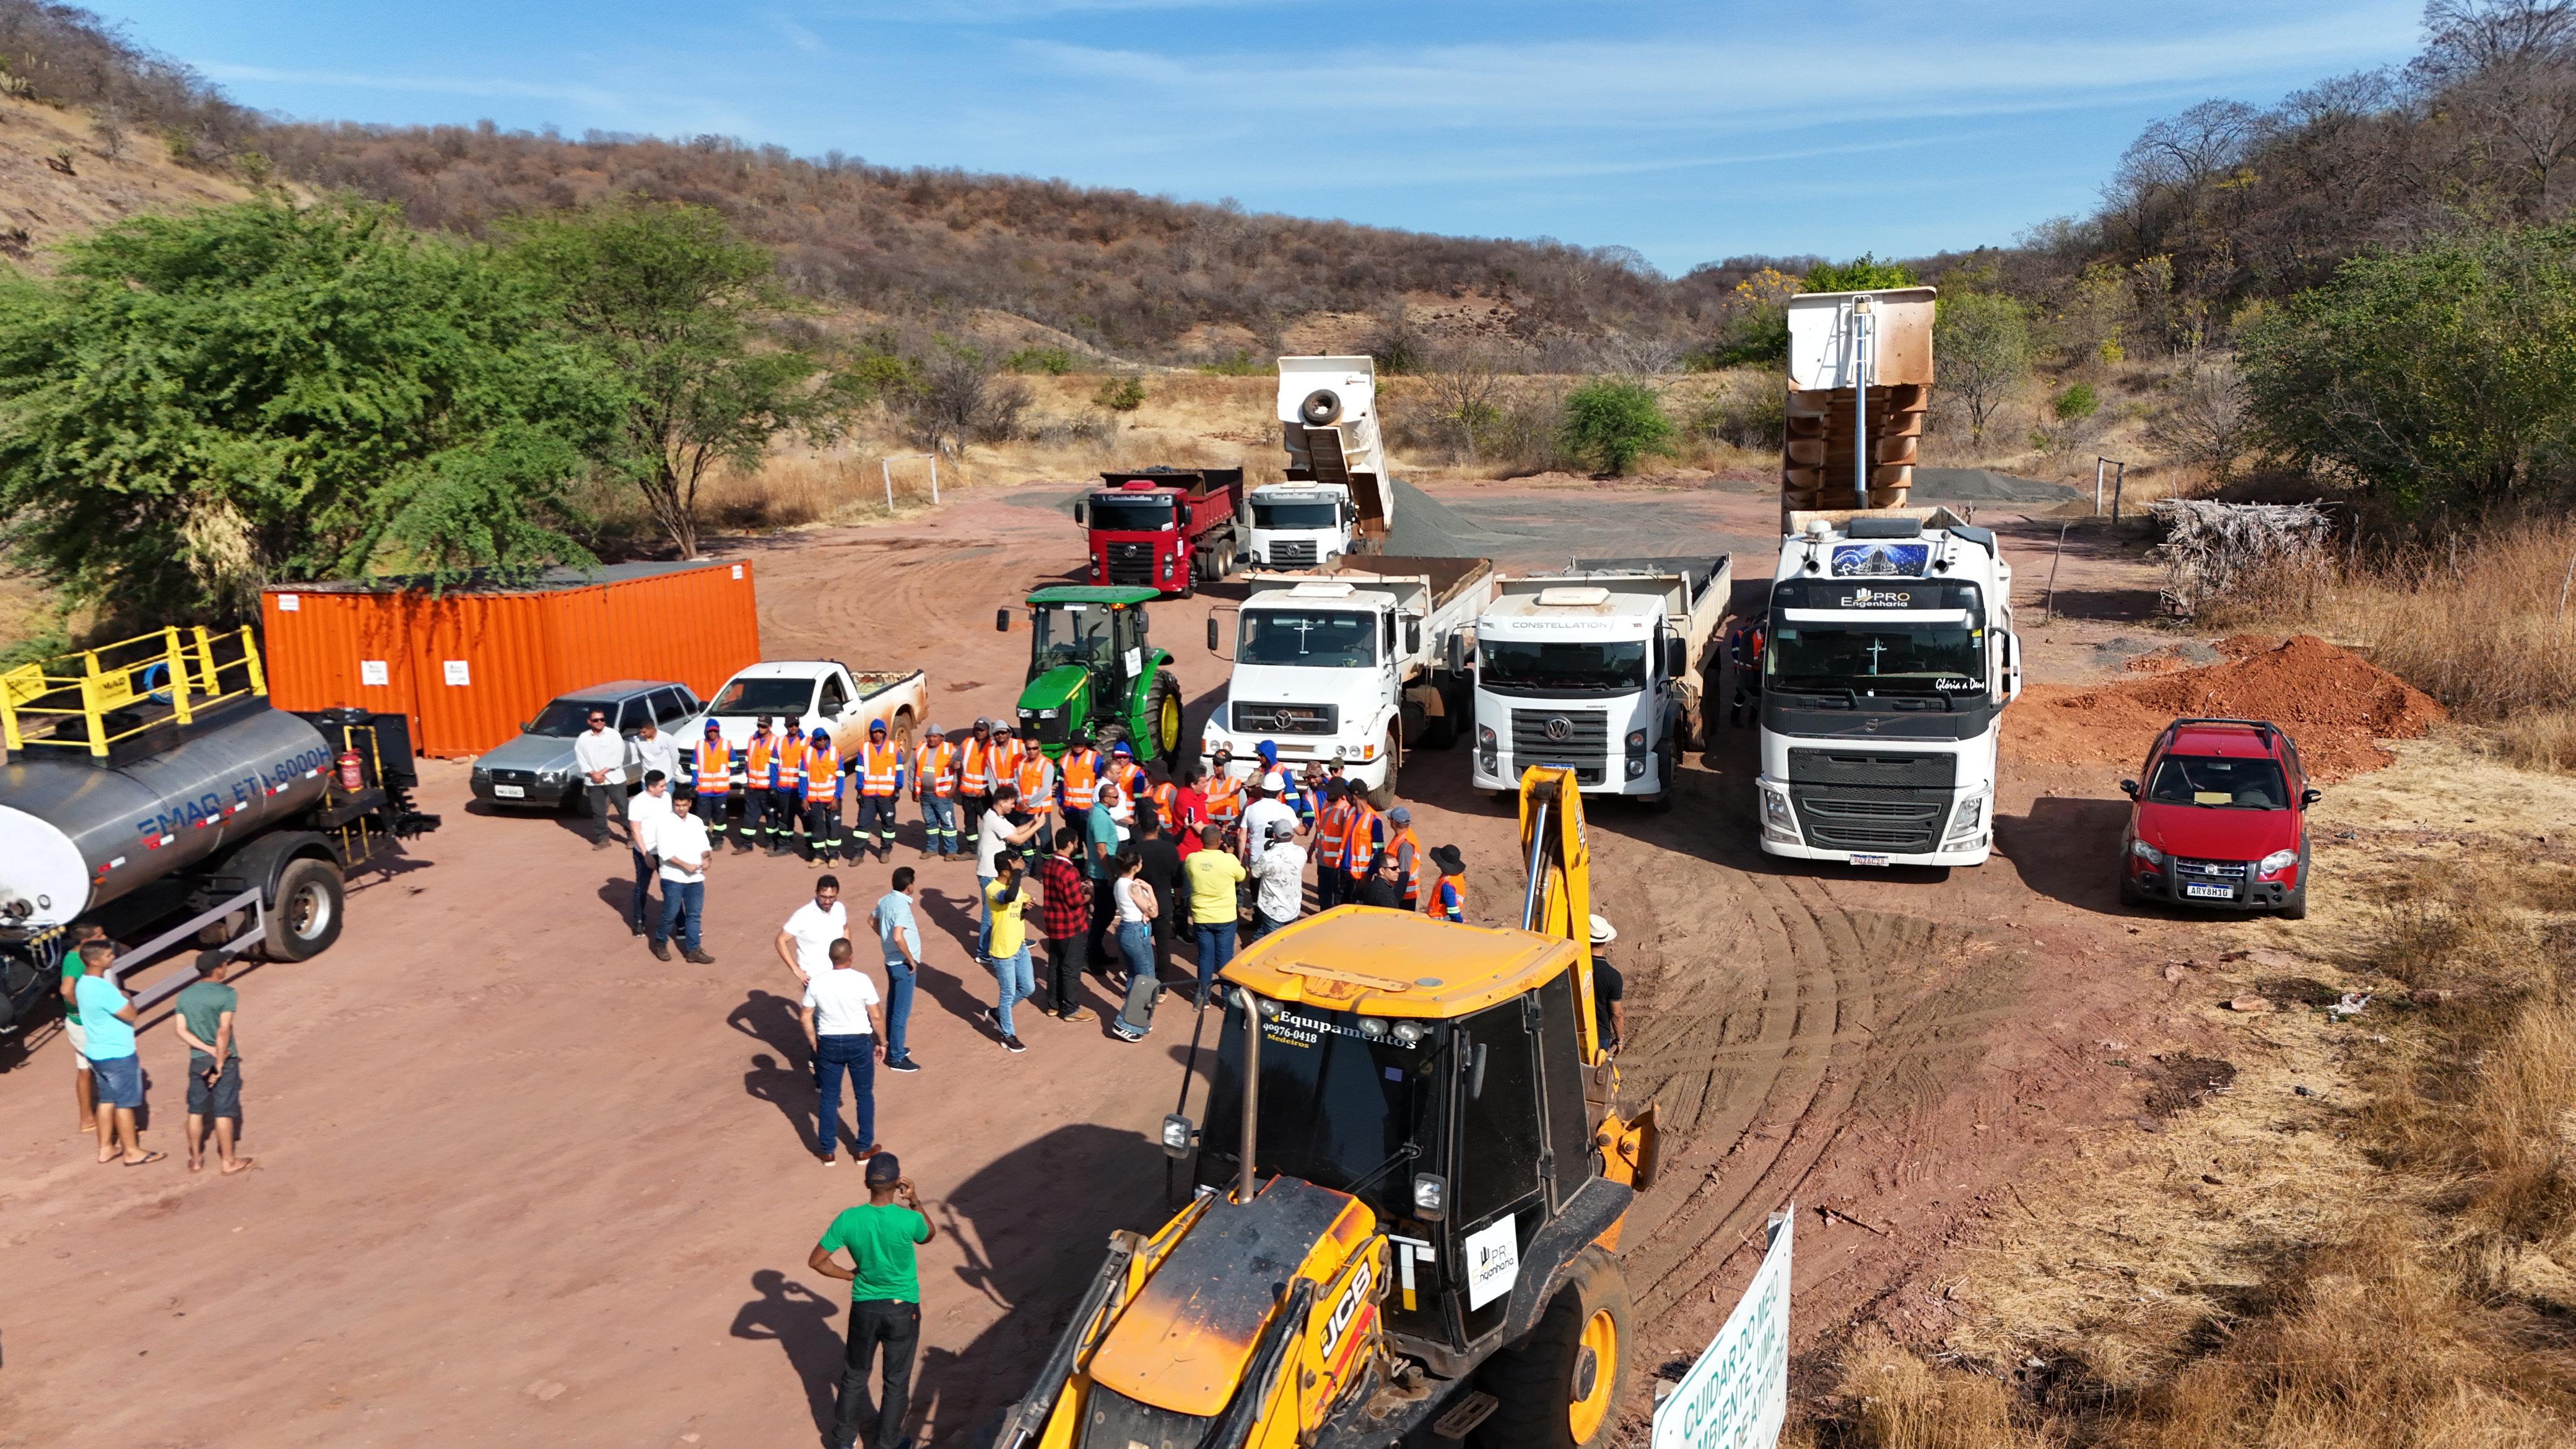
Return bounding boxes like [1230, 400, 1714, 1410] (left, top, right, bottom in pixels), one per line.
[259, 560, 762, 758]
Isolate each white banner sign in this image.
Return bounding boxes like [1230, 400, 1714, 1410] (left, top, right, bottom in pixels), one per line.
[1652, 1206, 1793, 1449]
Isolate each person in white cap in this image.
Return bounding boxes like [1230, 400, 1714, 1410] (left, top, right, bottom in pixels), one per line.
[1238, 771, 1300, 876]
[1588, 914, 1626, 1051]
[1250, 819, 1307, 940]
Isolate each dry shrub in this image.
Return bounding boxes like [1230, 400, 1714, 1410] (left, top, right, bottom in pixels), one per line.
[1832, 1337, 2039, 1449]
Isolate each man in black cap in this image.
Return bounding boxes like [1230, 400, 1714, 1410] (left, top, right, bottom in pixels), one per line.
[809, 1151, 936, 1449]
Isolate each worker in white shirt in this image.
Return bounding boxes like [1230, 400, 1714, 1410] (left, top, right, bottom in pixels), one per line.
[775, 873, 851, 982]
[631, 716, 681, 801]
[647, 790, 716, 965]
[573, 708, 629, 851]
[803, 938, 886, 1165]
[625, 769, 676, 936]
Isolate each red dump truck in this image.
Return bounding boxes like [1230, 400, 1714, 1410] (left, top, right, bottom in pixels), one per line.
[1072, 468, 1245, 598]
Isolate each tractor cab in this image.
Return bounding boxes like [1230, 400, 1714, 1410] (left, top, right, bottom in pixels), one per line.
[999, 585, 1176, 760]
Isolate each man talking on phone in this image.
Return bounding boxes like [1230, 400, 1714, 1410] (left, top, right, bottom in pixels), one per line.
[809, 1152, 936, 1449]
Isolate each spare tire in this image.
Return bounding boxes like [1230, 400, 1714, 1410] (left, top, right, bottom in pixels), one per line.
[1299, 389, 1343, 426]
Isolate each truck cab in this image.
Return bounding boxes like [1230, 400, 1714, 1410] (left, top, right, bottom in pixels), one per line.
[1243, 483, 1358, 569]
[1074, 468, 1245, 597]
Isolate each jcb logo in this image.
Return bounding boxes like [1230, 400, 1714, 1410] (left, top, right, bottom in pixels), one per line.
[1321, 1259, 1374, 1359]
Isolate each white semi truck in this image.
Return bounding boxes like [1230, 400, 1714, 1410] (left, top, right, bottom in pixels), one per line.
[1755, 509, 2021, 867]
[1240, 356, 1394, 569]
[1469, 557, 1732, 804]
[1203, 555, 1495, 807]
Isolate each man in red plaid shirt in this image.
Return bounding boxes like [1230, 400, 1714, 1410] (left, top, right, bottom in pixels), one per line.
[1031, 832, 1095, 1022]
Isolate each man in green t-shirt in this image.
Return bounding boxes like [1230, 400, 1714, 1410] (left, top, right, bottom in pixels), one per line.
[808, 1152, 936, 1449]
[174, 952, 252, 1175]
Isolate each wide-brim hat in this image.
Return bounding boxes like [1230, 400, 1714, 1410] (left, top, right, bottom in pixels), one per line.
[1589, 914, 1616, 946]
[1430, 844, 1465, 874]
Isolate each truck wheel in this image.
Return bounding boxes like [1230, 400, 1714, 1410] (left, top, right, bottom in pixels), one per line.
[1368, 731, 1401, 810]
[1148, 672, 1185, 760]
[1299, 388, 1342, 425]
[894, 708, 917, 754]
[2119, 872, 2144, 908]
[1648, 743, 1678, 812]
[1474, 1247, 1630, 1449]
[263, 857, 346, 962]
[2282, 840, 2310, 920]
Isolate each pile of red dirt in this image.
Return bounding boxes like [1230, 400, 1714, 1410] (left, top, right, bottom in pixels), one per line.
[2014, 635, 2445, 779]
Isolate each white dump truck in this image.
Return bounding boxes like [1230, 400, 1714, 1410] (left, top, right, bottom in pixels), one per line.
[1203, 555, 1496, 807]
[1756, 508, 2021, 867]
[1241, 356, 1395, 569]
[1469, 556, 1732, 804]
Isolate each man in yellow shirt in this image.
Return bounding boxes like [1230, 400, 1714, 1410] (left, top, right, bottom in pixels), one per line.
[1181, 824, 1248, 1007]
[981, 854, 1033, 1055]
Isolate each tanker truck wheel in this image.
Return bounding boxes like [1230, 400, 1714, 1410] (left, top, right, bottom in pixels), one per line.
[263, 858, 346, 962]
[1474, 1247, 1630, 1449]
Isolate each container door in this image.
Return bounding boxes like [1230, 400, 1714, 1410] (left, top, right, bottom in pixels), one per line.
[259, 589, 419, 733]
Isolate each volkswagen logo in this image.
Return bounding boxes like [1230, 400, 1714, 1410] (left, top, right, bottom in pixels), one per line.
[1544, 716, 1572, 741]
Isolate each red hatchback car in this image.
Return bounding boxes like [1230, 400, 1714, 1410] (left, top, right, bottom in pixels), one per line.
[2118, 718, 2318, 918]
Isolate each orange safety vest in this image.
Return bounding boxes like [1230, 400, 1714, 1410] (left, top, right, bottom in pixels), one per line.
[1388, 825, 1424, 903]
[1149, 780, 1178, 822]
[1204, 775, 1243, 824]
[915, 741, 957, 798]
[961, 738, 999, 793]
[745, 731, 776, 785]
[803, 741, 842, 801]
[1014, 752, 1055, 807]
[1061, 750, 1099, 810]
[692, 738, 732, 794]
[1314, 798, 1354, 871]
[856, 740, 902, 796]
[1422, 871, 1468, 921]
[775, 734, 807, 789]
[1342, 802, 1382, 878]
[1113, 760, 1147, 811]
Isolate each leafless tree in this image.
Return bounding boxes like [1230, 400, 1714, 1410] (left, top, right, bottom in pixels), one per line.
[1420, 344, 1511, 463]
[1593, 333, 1687, 377]
[2145, 357, 2257, 488]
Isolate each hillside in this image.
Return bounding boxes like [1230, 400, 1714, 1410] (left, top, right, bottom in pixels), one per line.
[0, 91, 256, 265]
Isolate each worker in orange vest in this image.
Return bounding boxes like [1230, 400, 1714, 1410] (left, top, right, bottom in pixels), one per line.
[741, 716, 778, 857]
[1106, 742, 1146, 827]
[689, 720, 736, 846]
[958, 718, 999, 856]
[768, 715, 807, 856]
[799, 726, 843, 866]
[1341, 791, 1386, 900]
[1422, 843, 1467, 923]
[1203, 749, 1243, 832]
[915, 723, 961, 859]
[1060, 734, 1102, 816]
[1011, 740, 1058, 861]
[1311, 780, 1356, 912]
[1383, 807, 1425, 911]
[853, 718, 907, 864]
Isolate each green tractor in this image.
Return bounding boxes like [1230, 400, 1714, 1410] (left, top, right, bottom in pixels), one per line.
[996, 585, 1186, 761]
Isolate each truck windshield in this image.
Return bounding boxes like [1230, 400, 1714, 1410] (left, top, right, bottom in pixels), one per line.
[1196, 998, 1442, 1225]
[2149, 755, 2289, 808]
[1253, 500, 1339, 529]
[1768, 624, 1984, 697]
[708, 679, 814, 716]
[529, 700, 616, 736]
[1090, 496, 1175, 531]
[1479, 638, 1647, 694]
[1237, 611, 1377, 668]
[1033, 604, 1116, 663]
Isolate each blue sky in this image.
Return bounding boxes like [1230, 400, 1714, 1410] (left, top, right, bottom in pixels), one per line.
[90, 1, 2426, 274]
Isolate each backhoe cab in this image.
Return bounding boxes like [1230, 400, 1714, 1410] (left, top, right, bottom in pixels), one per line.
[994, 768, 1658, 1449]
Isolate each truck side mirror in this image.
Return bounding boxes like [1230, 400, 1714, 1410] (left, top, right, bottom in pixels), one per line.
[1207, 617, 1221, 653]
[1406, 621, 1422, 655]
[2119, 779, 2139, 799]
[2302, 788, 2322, 806]
[1446, 633, 1464, 674]
[1072, 501, 1087, 526]
[996, 608, 1011, 633]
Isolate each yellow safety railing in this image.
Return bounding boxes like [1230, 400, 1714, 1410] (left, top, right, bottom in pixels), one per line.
[0, 626, 268, 757]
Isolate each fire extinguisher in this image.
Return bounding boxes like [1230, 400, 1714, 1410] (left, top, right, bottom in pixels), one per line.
[336, 750, 365, 792]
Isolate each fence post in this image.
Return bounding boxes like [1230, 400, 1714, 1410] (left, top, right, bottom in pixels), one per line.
[929, 453, 939, 505]
[2094, 457, 2105, 515]
[2111, 460, 2128, 523]
[882, 458, 895, 511]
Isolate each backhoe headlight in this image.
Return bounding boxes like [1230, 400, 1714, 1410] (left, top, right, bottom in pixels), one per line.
[1391, 1021, 1427, 1046]
[2130, 838, 2164, 865]
[2258, 849, 2299, 879]
[1357, 1017, 1388, 1039]
[1411, 1173, 1448, 1221]
[1160, 1113, 1196, 1157]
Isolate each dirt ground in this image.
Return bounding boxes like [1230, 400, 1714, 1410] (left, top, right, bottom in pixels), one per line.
[0, 479, 2373, 1447]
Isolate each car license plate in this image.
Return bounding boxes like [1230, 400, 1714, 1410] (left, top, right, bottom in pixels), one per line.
[2185, 882, 2231, 899]
[492, 784, 525, 799]
[1849, 853, 1891, 868]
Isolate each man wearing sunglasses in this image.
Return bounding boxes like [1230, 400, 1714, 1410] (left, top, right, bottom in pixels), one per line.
[573, 708, 630, 851]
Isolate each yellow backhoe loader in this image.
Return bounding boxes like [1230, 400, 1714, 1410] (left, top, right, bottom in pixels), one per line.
[993, 767, 1660, 1448]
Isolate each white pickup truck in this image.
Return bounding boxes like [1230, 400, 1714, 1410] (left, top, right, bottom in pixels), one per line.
[686, 661, 928, 785]
[1202, 555, 1495, 807]
[1471, 555, 1731, 804]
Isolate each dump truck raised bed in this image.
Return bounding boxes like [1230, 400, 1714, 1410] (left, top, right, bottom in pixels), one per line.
[1204, 555, 1495, 807]
[1471, 555, 1732, 803]
[1074, 467, 1248, 597]
[1246, 356, 1395, 568]
[0, 628, 437, 1043]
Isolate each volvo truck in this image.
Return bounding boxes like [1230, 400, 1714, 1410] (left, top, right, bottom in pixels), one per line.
[1242, 356, 1394, 569]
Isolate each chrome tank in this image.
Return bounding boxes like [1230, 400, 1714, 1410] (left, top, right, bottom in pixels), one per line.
[0, 706, 334, 926]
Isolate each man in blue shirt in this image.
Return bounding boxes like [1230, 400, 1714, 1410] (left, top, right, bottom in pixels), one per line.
[871, 869, 925, 1074]
[74, 941, 161, 1166]
[1085, 780, 1124, 968]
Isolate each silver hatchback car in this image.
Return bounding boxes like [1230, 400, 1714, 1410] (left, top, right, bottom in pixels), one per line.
[469, 680, 702, 809]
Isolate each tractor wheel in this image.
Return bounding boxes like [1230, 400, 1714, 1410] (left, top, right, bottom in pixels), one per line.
[1368, 729, 1401, 810]
[1147, 672, 1185, 760]
[263, 857, 347, 962]
[1474, 1247, 1630, 1449]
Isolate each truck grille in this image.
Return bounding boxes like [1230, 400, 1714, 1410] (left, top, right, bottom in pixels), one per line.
[1232, 702, 1338, 735]
[1267, 540, 1319, 568]
[1790, 784, 1948, 853]
[1511, 709, 1608, 786]
[487, 768, 537, 786]
[1786, 749, 1956, 788]
[1105, 541, 1159, 586]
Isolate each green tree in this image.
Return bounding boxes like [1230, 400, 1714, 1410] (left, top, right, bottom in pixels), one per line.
[1092, 376, 1146, 412]
[1559, 379, 1673, 474]
[505, 198, 844, 558]
[0, 198, 613, 621]
[1803, 253, 1919, 292]
[2240, 225, 2576, 512]
[1933, 291, 2032, 445]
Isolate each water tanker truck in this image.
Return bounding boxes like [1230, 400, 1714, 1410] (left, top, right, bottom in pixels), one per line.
[0, 628, 437, 1044]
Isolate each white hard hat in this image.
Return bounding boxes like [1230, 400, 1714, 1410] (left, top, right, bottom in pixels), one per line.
[1589, 914, 1617, 946]
[1263, 771, 1288, 793]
